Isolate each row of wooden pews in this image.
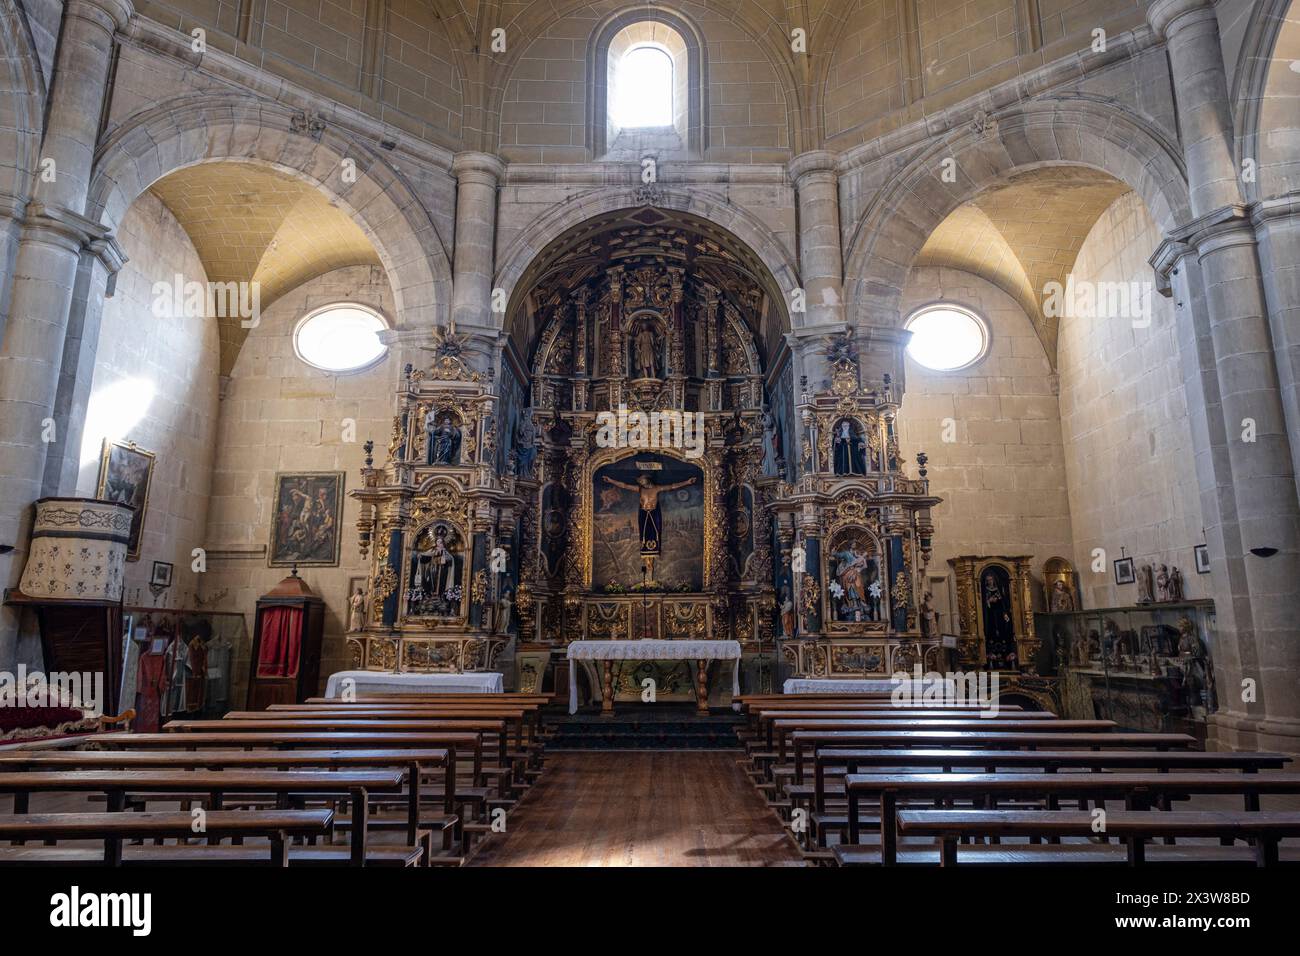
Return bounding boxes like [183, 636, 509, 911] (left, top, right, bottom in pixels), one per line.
[733, 693, 1300, 867]
[0, 692, 551, 867]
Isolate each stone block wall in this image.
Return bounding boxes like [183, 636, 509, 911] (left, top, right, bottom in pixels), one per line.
[72, 191, 221, 604]
[200, 265, 397, 701]
[897, 266, 1073, 589]
[1057, 191, 1206, 608]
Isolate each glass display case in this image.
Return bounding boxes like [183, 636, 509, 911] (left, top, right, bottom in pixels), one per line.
[1033, 600, 1217, 741]
[122, 608, 248, 728]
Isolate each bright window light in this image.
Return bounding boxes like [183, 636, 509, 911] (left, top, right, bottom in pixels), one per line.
[905, 305, 989, 371]
[294, 304, 387, 372]
[616, 45, 673, 128]
[79, 377, 156, 465]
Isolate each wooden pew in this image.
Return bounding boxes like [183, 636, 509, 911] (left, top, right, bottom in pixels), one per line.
[810, 748, 1293, 813]
[776, 718, 1117, 762]
[0, 748, 452, 850]
[841, 771, 1300, 864]
[0, 809, 332, 867]
[791, 730, 1196, 784]
[756, 711, 1061, 752]
[0, 770, 407, 866]
[896, 809, 1300, 867]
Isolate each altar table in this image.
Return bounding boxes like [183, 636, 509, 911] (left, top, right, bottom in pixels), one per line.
[324, 670, 504, 698]
[782, 677, 957, 696]
[567, 640, 742, 715]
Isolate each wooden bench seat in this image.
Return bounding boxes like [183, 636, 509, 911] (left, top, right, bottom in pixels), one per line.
[896, 809, 1300, 866]
[832, 841, 1300, 867]
[0, 843, 425, 867]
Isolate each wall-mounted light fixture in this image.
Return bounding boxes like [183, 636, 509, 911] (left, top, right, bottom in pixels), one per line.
[1250, 547, 1278, 558]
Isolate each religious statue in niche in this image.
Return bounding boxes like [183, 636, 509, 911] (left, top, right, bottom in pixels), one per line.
[425, 410, 461, 465]
[516, 413, 537, 478]
[981, 566, 1018, 668]
[832, 418, 868, 475]
[630, 318, 662, 379]
[347, 587, 366, 632]
[592, 453, 704, 591]
[496, 588, 513, 634]
[829, 534, 882, 623]
[919, 591, 941, 640]
[780, 588, 796, 637]
[406, 522, 464, 617]
[1048, 579, 1075, 612]
[760, 406, 781, 477]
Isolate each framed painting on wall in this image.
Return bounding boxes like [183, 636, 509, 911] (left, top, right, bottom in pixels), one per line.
[1113, 557, 1136, 586]
[268, 472, 345, 568]
[96, 439, 156, 561]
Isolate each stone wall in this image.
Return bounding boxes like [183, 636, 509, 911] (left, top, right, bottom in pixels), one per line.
[1057, 191, 1206, 608]
[201, 265, 397, 702]
[72, 191, 221, 604]
[896, 267, 1073, 603]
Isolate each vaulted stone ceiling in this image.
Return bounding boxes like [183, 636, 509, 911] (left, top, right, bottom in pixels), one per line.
[914, 167, 1130, 364]
[148, 162, 382, 375]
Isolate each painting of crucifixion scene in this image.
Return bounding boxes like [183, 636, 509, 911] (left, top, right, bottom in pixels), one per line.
[592, 452, 704, 592]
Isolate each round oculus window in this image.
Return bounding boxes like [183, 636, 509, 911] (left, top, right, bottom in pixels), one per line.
[904, 305, 989, 371]
[293, 304, 388, 372]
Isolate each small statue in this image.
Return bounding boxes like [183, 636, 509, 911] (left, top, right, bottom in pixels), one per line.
[1048, 579, 1075, 612]
[1155, 564, 1171, 602]
[919, 591, 941, 640]
[497, 588, 514, 634]
[347, 587, 366, 632]
[780, 588, 795, 637]
[1169, 566, 1184, 602]
[1136, 564, 1154, 605]
[427, 412, 460, 465]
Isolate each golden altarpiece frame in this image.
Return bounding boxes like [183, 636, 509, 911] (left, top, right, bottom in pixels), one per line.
[347, 334, 525, 675]
[767, 337, 945, 679]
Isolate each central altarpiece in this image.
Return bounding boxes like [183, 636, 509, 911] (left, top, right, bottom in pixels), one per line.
[346, 213, 945, 703]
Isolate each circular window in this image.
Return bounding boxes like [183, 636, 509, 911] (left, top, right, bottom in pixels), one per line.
[904, 305, 989, 371]
[293, 303, 388, 372]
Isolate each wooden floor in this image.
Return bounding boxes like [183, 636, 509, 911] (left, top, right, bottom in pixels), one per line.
[469, 752, 806, 867]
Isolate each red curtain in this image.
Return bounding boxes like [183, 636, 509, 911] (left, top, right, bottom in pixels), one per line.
[257, 606, 303, 678]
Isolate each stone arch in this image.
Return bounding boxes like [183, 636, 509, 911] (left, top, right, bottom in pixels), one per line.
[495, 185, 802, 325]
[842, 98, 1193, 326]
[87, 95, 452, 328]
[1233, 0, 1300, 201]
[0, 1, 43, 205]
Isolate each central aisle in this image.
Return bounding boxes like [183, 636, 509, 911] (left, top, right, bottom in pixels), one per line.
[468, 752, 806, 867]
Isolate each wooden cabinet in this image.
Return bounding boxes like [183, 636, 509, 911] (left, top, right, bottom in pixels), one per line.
[245, 572, 325, 709]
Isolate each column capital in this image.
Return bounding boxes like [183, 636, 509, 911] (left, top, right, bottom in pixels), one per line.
[451, 151, 507, 185]
[22, 202, 124, 267]
[788, 150, 838, 188]
[1146, 0, 1216, 42]
[1150, 203, 1256, 292]
[1251, 191, 1300, 229]
[68, 0, 135, 34]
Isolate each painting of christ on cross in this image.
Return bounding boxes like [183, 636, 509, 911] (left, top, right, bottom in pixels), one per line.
[592, 453, 704, 591]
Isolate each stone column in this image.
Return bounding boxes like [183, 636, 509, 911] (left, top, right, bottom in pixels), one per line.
[449, 151, 506, 333]
[1252, 196, 1300, 505]
[788, 150, 845, 331]
[1149, 0, 1300, 751]
[0, 0, 133, 669]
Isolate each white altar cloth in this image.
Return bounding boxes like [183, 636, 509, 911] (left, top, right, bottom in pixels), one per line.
[324, 670, 503, 698]
[567, 640, 742, 714]
[783, 677, 956, 696]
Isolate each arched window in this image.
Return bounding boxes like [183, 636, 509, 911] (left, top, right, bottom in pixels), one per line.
[589, 12, 706, 157]
[904, 304, 990, 371]
[615, 45, 673, 128]
[293, 303, 388, 372]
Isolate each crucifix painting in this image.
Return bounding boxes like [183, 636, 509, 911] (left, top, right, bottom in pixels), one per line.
[592, 453, 703, 591]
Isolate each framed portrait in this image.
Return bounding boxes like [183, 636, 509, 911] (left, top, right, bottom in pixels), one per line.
[96, 439, 155, 561]
[1113, 557, 1136, 586]
[1194, 544, 1211, 574]
[150, 561, 173, 587]
[268, 472, 345, 567]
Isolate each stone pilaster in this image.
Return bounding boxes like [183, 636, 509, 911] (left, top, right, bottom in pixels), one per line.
[449, 151, 506, 333]
[1148, 0, 1300, 749]
[0, 0, 133, 669]
[1251, 195, 1300, 508]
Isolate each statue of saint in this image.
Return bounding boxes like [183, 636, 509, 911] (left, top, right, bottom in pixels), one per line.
[347, 588, 366, 632]
[497, 588, 514, 634]
[760, 407, 780, 477]
[919, 591, 941, 640]
[1155, 564, 1171, 602]
[633, 322, 659, 378]
[779, 589, 796, 638]
[1136, 564, 1154, 605]
[426, 412, 460, 465]
[602, 472, 697, 555]
[1048, 579, 1075, 612]
[1169, 567, 1184, 602]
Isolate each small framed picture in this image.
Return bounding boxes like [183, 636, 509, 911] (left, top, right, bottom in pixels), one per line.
[1113, 557, 1136, 586]
[150, 560, 173, 588]
[1194, 544, 1211, 574]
